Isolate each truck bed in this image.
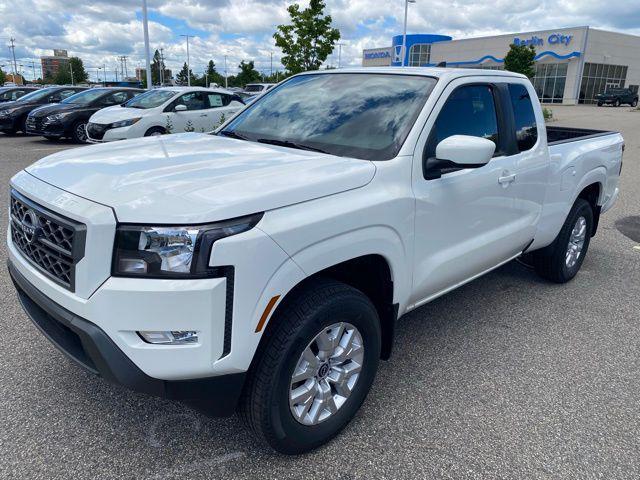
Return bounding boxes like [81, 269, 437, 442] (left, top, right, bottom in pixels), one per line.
[546, 126, 617, 146]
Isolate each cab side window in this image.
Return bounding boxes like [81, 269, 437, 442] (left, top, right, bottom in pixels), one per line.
[425, 84, 499, 159]
[508, 84, 538, 152]
[173, 92, 207, 111]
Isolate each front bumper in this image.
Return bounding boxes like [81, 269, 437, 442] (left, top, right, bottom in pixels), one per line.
[8, 260, 246, 416]
[0, 116, 17, 131]
[26, 118, 66, 137]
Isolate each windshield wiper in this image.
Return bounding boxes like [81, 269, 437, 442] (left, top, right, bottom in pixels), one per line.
[218, 130, 249, 141]
[256, 138, 329, 154]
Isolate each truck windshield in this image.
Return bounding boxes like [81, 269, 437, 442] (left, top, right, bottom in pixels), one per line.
[220, 73, 437, 160]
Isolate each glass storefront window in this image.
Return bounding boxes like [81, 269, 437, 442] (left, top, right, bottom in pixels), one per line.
[579, 62, 629, 104]
[532, 62, 567, 103]
[409, 44, 431, 66]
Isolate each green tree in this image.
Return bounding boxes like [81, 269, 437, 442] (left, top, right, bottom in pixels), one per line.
[0, 66, 5, 84]
[51, 57, 88, 85]
[204, 60, 225, 86]
[151, 50, 168, 85]
[235, 61, 261, 87]
[504, 44, 536, 78]
[274, 0, 340, 74]
[176, 62, 196, 86]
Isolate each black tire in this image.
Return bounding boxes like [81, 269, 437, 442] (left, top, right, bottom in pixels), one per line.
[632, 98, 638, 108]
[240, 278, 381, 454]
[144, 127, 165, 137]
[531, 198, 593, 283]
[71, 121, 88, 143]
[597, 101, 603, 107]
[18, 115, 28, 133]
[614, 98, 621, 107]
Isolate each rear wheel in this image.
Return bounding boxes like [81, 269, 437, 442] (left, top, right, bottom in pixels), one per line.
[632, 98, 638, 107]
[144, 127, 165, 137]
[240, 278, 381, 454]
[597, 101, 603, 107]
[532, 198, 593, 283]
[71, 121, 88, 143]
[614, 98, 621, 107]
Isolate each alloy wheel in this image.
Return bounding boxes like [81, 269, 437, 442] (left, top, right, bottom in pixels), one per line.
[289, 322, 364, 426]
[566, 216, 587, 268]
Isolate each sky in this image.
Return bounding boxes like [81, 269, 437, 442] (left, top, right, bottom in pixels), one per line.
[1, 0, 639, 82]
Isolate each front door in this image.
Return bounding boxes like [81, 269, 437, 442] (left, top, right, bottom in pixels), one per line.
[410, 80, 526, 307]
[169, 91, 209, 133]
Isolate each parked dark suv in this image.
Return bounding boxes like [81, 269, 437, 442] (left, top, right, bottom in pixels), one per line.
[0, 86, 39, 103]
[26, 87, 144, 143]
[596, 88, 638, 107]
[0, 86, 86, 134]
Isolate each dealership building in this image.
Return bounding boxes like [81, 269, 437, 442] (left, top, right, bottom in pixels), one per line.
[362, 27, 640, 105]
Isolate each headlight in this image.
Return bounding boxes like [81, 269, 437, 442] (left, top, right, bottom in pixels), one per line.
[113, 213, 263, 278]
[46, 112, 72, 122]
[0, 108, 19, 117]
[110, 118, 141, 129]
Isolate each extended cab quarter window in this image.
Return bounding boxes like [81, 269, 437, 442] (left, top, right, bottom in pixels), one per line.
[508, 84, 538, 151]
[425, 84, 499, 160]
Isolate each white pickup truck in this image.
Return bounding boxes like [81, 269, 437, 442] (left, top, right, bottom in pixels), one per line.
[8, 68, 623, 454]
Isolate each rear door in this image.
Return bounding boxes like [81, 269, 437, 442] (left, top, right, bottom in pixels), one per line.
[504, 82, 550, 243]
[204, 92, 242, 130]
[410, 78, 526, 306]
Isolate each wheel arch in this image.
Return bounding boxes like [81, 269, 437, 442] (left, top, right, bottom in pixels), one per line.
[254, 254, 399, 367]
[576, 182, 602, 236]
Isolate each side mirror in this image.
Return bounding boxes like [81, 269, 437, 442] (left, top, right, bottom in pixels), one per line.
[424, 135, 495, 180]
[436, 135, 495, 166]
[174, 104, 187, 112]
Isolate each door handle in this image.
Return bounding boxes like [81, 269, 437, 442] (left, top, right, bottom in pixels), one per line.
[199, 114, 208, 117]
[498, 173, 516, 185]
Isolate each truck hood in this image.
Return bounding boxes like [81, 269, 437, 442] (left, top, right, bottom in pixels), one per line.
[25, 133, 376, 224]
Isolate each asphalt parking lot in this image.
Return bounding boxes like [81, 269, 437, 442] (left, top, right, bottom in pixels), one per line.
[1, 106, 639, 479]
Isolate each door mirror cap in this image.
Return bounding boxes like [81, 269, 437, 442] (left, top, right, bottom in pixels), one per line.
[435, 135, 495, 167]
[174, 104, 187, 112]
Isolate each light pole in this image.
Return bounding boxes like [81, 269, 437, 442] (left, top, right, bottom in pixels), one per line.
[402, 0, 416, 67]
[69, 60, 74, 85]
[224, 55, 228, 89]
[180, 34, 193, 86]
[270, 51, 273, 78]
[142, 0, 152, 88]
[337, 43, 344, 68]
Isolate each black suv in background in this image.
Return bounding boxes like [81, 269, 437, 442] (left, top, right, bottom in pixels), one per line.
[596, 88, 639, 107]
[27, 87, 144, 143]
[0, 86, 39, 103]
[0, 86, 86, 134]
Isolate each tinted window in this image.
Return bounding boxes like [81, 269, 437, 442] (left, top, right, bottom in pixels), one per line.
[221, 73, 437, 161]
[425, 84, 498, 159]
[173, 92, 207, 111]
[62, 89, 107, 105]
[101, 91, 130, 106]
[508, 84, 538, 152]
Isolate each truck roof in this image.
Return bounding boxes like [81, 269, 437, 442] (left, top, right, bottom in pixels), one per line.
[298, 67, 528, 80]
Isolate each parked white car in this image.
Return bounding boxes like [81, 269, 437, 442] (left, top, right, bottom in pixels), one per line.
[8, 68, 623, 454]
[86, 87, 244, 142]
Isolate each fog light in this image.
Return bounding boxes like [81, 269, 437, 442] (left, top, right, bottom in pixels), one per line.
[138, 331, 198, 345]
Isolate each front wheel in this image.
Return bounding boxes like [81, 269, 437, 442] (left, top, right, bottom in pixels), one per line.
[71, 121, 88, 143]
[240, 278, 381, 454]
[144, 127, 165, 137]
[614, 99, 621, 107]
[632, 98, 638, 107]
[531, 198, 593, 283]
